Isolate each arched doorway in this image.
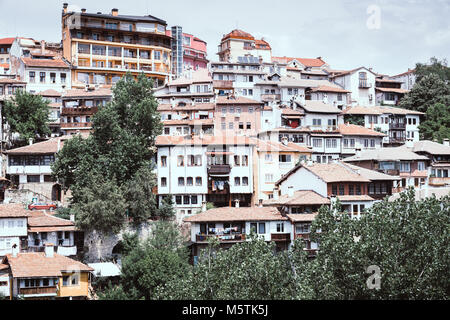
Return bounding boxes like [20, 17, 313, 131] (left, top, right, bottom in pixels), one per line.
[52, 184, 62, 202]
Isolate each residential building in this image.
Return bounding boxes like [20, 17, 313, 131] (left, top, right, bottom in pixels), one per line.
[2, 246, 93, 300]
[275, 161, 377, 218]
[215, 96, 263, 136]
[329, 67, 377, 107]
[399, 140, 450, 187]
[217, 29, 272, 63]
[38, 89, 63, 137]
[156, 135, 256, 222]
[271, 56, 329, 80]
[375, 76, 408, 106]
[184, 206, 291, 262]
[166, 27, 208, 76]
[61, 5, 171, 87]
[0, 204, 30, 257]
[254, 139, 312, 202]
[0, 38, 15, 74]
[338, 123, 385, 158]
[60, 86, 112, 135]
[343, 147, 430, 191]
[25, 212, 80, 257]
[390, 69, 416, 90]
[342, 105, 423, 146]
[5, 136, 69, 203]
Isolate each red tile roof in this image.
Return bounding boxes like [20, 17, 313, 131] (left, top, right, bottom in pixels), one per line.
[3, 252, 93, 278]
[256, 139, 312, 153]
[311, 86, 350, 93]
[0, 38, 15, 45]
[5, 136, 70, 155]
[264, 190, 330, 206]
[62, 87, 112, 98]
[222, 29, 255, 41]
[37, 89, 62, 97]
[184, 207, 286, 223]
[0, 204, 31, 218]
[287, 213, 318, 222]
[338, 123, 385, 137]
[28, 212, 76, 233]
[375, 87, 409, 94]
[21, 57, 69, 69]
[0, 78, 26, 84]
[255, 39, 271, 50]
[272, 56, 327, 68]
[216, 96, 263, 105]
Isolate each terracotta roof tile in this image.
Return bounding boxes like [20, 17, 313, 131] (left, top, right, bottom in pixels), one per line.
[222, 29, 255, 41]
[338, 123, 385, 136]
[62, 87, 112, 99]
[216, 96, 263, 105]
[156, 135, 255, 146]
[27, 212, 75, 233]
[0, 38, 15, 45]
[0, 204, 31, 218]
[335, 195, 375, 201]
[375, 87, 409, 94]
[37, 89, 62, 97]
[184, 207, 286, 223]
[311, 85, 350, 93]
[272, 56, 327, 68]
[256, 139, 312, 153]
[21, 57, 69, 69]
[264, 190, 329, 206]
[4, 252, 93, 278]
[287, 213, 318, 222]
[5, 136, 70, 155]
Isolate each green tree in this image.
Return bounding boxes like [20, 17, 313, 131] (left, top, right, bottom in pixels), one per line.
[419, 103, 450, 143]
[415, 57, 450, 82]
[343, 115, 365, 126]
[156, 195, 175, 219]
[3, 89, 51, 146]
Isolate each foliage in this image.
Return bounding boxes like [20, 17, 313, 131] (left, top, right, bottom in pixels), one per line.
[53, 207, 72, 220]
[343, 114, 365, 126]
[206, 202, 216, 211]
[156, 195, 176, 220]
[51, 72, 163, 233]
[419, 103, 450, 143]
[415, 57, 450, 82]
[3, 89, 51, 146]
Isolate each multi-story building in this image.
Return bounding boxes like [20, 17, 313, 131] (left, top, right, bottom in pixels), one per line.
[167, 27, 208, 76]
[338, 123, 385, 158]
[0, 204, 30, 257]
[217, 29, 272, 63]
[5, 136, 69, 203]
[60, 86, 112, 135]
[375, 76, 408, 106]
[0, 38, 14, 75]
[343, 147, 430, 191]
[329, 67, 377, 107]
[38, 89, 63, 137]
[1, 245, 93, 300]
[271, 56, 329, 80]
[156, 135, 256, 222]
[390, 69, 416, 90]
[215, 96, 263, 136]
[61, 4, 171, 87]
[184, 206, 291, 261]
[343, 105, 423, 146]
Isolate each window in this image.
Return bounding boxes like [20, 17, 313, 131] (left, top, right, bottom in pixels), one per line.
[191, 196, 198, 205]
[279, 155, 292, 163]
[242, 155, 248, 166]
[265, 154, 273, 162]
[349, 185, 354, 195]
[221, 122, 226, 130]
[258, 223, 266, 234]
[239, 122, 244, 130]
[296, 223, 311, 234]
[370, 139, 375, 148]
[356, 185, 362, 195]
[40, 72, 46, 83]
[250, 222, 257, 233]
[175, 196, 182, 205]
[50, 73, 56, 83]
[249, 107, 254, 113]
[229, 122, 234, 130]
[27, 175, 40, 183]
[161, 156, 167, 167]
[265, 174, 274, 183]
[234, 177, 240, 186]
[399, 162, 410, 172]
[195, 177, 202, 186]
[339, 185, 345, 195]
[313, 139, 322, 148]
[364, 139, 369, 148]
[312, 119, 322, 126]
[183, 196, 190, 205]
[177, 156, 184, 166]
[242, 177, 248, 186]
[337, 93, 342, 101]
[29, 71, 35, 83]
[161, 177, 167, 187]
[276, 223, 284, 233]
[178, 177, 185, 186]
[418, 161, 425, 171]
[186, 177, 193, 186]
[331, 184, 338, 195]
[154, 51, 161, 60]
[326, 139, 337, 149]
[246, 122, 251, 129]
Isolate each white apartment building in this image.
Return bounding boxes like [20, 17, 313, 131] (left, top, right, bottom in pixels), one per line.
[390, 69, 416, 90]
[0, 204, 29, 257]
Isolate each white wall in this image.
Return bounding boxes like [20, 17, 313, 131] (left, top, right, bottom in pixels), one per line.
[278, 166, 327, 197]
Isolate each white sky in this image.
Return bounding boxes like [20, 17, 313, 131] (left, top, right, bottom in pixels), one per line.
[0, 0, 449, 75]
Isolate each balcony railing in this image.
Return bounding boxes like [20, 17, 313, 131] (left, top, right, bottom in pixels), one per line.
[261, 94, 281, 101]
[196, 233, 246, 242]
[208, 164, 231, 175]
[61, 122, 92, 128]
[359, 80, 371, 88]
[389, 122, 406, 129]
[19, 286, 57, 296]
[61, 106, 98, 116]
[389, 137, 406, 144]
[271, 233, 291, 241]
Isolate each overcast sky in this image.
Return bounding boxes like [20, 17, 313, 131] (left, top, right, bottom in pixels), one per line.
[0, 0, 449, 75]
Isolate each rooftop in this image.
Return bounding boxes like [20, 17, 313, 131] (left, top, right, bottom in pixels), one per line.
[297, 100, 342, 114]
[5, 136, 70, 155]
[184, 207, 286, 223]
[343, 147, 429, 162]
[21, 57, 69, 69]
[264, 190, 330, 207]
[0, 204, 31, 218]
[401, 140, 450, 156]
[27, 212, 76, 233]
[155, 135, 255, 147]
[272, 56, 327, 68]
[342, 105, 424, 116]
[338, 123, 385, 137]
[62, 87, 112, 99]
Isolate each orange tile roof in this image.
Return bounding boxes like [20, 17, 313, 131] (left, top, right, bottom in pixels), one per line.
[157, 103, 215, 112]
[162, 119, 214, 126]
[37, 89, 62, 97]
[281, 108, 304, 116]
[5, 136, 70, 155]
[21, 57, 69, 69]
[311, 86, 350, 93]
[338, 123, 385, 136]
[255, 139, 312, 153]
[272, 56, 327, 68]
[0, 38, 15, 45]
[222, 29, 255, 41]
[62, 87, 112, 98]
[287, 213, 318, 222]
[155, 135, 255, 146]
[0, 78, 26, 84]
[343, 105, 424, 116]
[216, 96, 263, 105]
[27, 212, 75, 233]
[3, 252, 93, 278]
[264, 190, 330, 206]
[0, 63, 9, 69]
[255, 39, 271, 50]
[0, 204, 31, 218]
[184, 207, 286, 222]
[335, 195, 375, 201]
[375, 87, 409, 94]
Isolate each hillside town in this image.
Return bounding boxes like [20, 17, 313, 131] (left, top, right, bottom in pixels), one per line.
[0, 3, 449, 301]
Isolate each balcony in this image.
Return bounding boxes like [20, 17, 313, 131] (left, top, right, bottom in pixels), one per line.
[271, 233, 291, 241]
[208, 164, 231, 175]
[19, 286, 57, 296]
[429, 177, 450, 186]
[61, 106, 98, 116]
[61, 122, 92, 129]
[261, 94, 281, 102]
[389, 122, 406, 130]
[389, 137, 406, 144]
[196, 233, 246, 242]
[359, 80, 371, 88]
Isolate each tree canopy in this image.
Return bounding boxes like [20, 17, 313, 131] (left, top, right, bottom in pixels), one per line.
[3, 89, 51, 147]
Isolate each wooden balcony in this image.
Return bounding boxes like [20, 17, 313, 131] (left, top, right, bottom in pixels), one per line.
[271, 233, 291, 241]
[60, 122, 92, 129]
[19, 286, 57, 296]
[261, 94, 281, 102]
[389, 137, 406, 144]
[196, 233, 246, 242]
[208, 164, 231, 175]
[359, 80, 371, 88]
[389, 122, 406, 130]
[61, 106, 98, 116]
[429, 177, 450, 186]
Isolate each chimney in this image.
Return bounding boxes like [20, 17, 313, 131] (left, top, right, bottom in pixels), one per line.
[234, 200, 240, 208]
[40, 40, 45, 55]
[287, 186, 294, 198]
[81, 8, 86, 13]
[11, 243, 18, 258]
[201, 201, 207, 212]
[443, 139, 449, 147]
[45, 243, 54, 258]
[28, 138, 33, 145]
[273, 187, 279, 200]
[111, 8, 119, 16]
[63, 3, 68, 14]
